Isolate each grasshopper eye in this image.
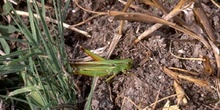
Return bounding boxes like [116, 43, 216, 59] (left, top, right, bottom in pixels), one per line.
[126, 60, 132, 69]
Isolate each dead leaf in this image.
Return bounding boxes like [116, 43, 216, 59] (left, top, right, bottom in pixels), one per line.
[162, 100, 180, 110]
[174, 80, 188, 105]
[193, 0, 217, 42]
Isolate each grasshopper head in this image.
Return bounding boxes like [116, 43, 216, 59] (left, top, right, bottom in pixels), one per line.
[126, 59, 133, 69]
[120, 59, 132, 71]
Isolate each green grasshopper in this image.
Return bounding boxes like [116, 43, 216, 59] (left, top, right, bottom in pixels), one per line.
[71, 47, 132, 81]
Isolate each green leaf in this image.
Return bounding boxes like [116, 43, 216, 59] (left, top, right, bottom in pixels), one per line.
[0, 25, 20, 35]
[0, 64, 28, 75]
[8, 86, 42, 97]
[27, 91, 46, 107]
[1, 2, 12, 15]
[0, 38, 10, 54]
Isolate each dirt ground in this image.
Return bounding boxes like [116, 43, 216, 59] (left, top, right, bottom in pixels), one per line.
[64, 0, 220, 110]
[63, 0, 220, 110]
[4, 0, 220, 109]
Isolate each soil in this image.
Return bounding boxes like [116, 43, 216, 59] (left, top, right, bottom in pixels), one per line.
[3, 0, 220, 109]
[64, 0, 220, 110]
[65, 0, 220, 110]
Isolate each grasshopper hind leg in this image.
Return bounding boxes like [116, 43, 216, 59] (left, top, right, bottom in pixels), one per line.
[106, 74, 116, 82]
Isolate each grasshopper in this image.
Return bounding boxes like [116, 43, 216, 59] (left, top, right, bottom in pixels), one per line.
[71, 47, 132, 81]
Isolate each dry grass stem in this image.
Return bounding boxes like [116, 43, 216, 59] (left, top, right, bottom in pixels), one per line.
[152, 0, 189, 27]
[202, 56, 214, 75]
[168, 67, 198, 75]
[113, 11, 211, 48]
[14, 10, 91, 37]
[74, 0, 106, 15]
[162, 100, 180, 110]
[169, 40, 206, 61]
[163, 67, 179, 82]
[116, 95, 145, 110]
[118, 0, 153, 15]
[139, 0, 160, 8]
[163, 67, 209, 87]
[208, 39, 220, 77]
[106, 34, 122, 59]
[193, 0, 217, 42]
[107, 0, 134, 61]
[152, 89, 161, 110]
[135, 0, 194, 43]
[210, 0, 220, 8]
[71, 14, 104, 27]
[148, 94, 179, 109]
[178, 74, 209, 87]
[119, 94, 179, 110]
[74, 0, 107, 27]
[174, 80, 188, 105]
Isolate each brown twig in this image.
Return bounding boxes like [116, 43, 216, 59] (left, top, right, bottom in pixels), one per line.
[210, 0, 220, 8]
[118, 0, 153, 15]
[152, 88, 161, 110]
[71, 14, 103, 27]
[74, 0, 106, 15]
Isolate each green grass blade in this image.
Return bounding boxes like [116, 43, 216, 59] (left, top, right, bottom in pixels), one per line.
[0, 38, 10, 54]
[0, 64, 28, 75]
[0, 95, 29, 104]
[8, 86, 42, 97]
[0, 1, 77, 109]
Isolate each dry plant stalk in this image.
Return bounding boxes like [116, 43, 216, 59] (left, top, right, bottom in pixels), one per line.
[216, 79, 220, 99]
[139, 0, 159, 8]
[178, 74, 209, 87]
[169, 40, 206, 61]
[211, 0, 220, 8]
[122, 0, 189, 28]
[202, 56, 214, 75]
[173, 80, 188, 105]
[168, 67, 198, 75]
[74, 0, 123, 59]
[163, 67, 209, 87]
[162, 100, 180, 110]
[135, 0, 194, 43]
[163, 67, 179, 82]
[121, 96, 143, 110]
[118, 0, 134, 34]
[190, 0, 220, 77]
[208, 39, 220, 77]
[113, 11, 210, 48]
[193, 0, 217, 42]
[106, 0, 134, 58]
[118, 0, 153, 15]
[74, 0, 107, 27]
[152, 89, 161, 110]
[119, 94, 179, 110]
[75, 0, 139, 59]
[148, 94, 179, 109]
[13, 10, 91, 37]
[151, 0, 189, 27]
